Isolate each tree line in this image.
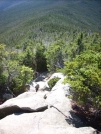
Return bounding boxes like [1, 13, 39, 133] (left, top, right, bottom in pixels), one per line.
[0, 32, 101, 110]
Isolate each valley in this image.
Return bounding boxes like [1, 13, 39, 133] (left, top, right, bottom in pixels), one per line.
[0, 0, 101, 46]
[0, 1, 101, 132]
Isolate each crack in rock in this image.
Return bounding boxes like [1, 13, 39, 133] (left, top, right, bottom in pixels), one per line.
[0, 105, 48, 119]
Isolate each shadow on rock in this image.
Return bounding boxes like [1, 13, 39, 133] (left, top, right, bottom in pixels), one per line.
[65, 111, 84, 128]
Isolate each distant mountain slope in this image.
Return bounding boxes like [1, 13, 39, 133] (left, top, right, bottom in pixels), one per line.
[0, 0, 101, 45]
[0, 0, 24, 10]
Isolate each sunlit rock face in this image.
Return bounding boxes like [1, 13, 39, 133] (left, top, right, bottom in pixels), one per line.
[0, 73, 97, 134]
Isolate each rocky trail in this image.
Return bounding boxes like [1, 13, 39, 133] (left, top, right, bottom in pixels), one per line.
[0, 73, 98, 134]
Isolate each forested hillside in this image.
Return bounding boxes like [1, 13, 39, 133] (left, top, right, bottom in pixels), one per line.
[0, 32, 101, 108]
[0, 0, 101, 46]
[0, 0, 101, 130]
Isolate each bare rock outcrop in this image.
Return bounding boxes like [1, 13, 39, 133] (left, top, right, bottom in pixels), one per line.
[0, 92, 48, 119]
[0, 107, 96, 134]
[0, 73, 97, 134]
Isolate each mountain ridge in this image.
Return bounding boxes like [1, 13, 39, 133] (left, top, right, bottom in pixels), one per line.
[0, 0, 101, 45]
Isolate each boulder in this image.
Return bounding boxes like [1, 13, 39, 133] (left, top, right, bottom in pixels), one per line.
[29, 82, 37, 92]
[3, 93, 13, 100]
[0, 73, 97, 134]
[0, 107, 97, 134]
[45, 74, 84, 128]
[47, 73, 70, 94]
[47, 73, 64, 81]
[29, 81, 50, 92]
[0, 92, 48, 119]
[37, 81, 50, 91]
[38, 126, 97, 134]
[25, 84, 30, 91]
[0, 112, 41, 134]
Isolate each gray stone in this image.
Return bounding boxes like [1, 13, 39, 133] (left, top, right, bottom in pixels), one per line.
[0, 108, 96, 134]
[29, 81, 49, 92]
[0, 92, 48, 119]
[3, 93, 13, 100]
[0, 73, 97, 134]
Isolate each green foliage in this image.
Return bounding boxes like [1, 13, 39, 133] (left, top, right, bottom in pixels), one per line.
[45, 41, 64, 72]
[0, 0, 101, 106]
[34, 43, 47, 72]
[0, 0, 101, 46]
[48, 77, 60, 89]
[19, 41, 47, 72]
[65, 32, 101, 62]
[12, 65, 33, 95]
[0, 68, 6, 87]
[20, 42, 35, 69]
[63, 50, 101, 109]
[0, 44, 6, 62]
[0, 44, 7, 86]
[0, 44, 34, 95]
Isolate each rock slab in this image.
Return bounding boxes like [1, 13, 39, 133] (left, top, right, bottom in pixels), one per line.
[0, 73, 97, 134]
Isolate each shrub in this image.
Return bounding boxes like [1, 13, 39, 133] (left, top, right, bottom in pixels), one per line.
[48, 77, 60, 89]
[63, 50, 101, 109]
[12, 65, 33, 95]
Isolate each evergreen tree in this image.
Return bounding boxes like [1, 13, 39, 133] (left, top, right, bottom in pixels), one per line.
[63, 50, 101, 109]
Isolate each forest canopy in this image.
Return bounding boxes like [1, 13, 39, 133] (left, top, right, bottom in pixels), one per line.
[0, 0, 101, 111]
[0, 32, 101, 110]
